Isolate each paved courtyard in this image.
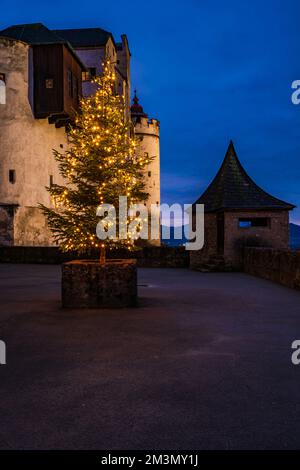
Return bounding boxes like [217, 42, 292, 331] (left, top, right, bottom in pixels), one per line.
[0, 263, 300, 450]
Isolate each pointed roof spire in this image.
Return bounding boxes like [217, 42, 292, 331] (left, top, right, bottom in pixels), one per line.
[133, 89, 138, 104]
[130, 89, 148, 118]
[195, 141, 295, 212]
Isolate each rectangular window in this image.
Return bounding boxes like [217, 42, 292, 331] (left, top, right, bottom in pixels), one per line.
[82, 67, 96, 82]
[73, 76, 77, 102]
[45, 78, 54, 89]
[9, 169, 16, 184]
[82, 71, 89, 82]
[0, 72, 6, 105]
[148, 171, 151, 177]
[67, 69, 73, 97]
[49, 175, 53, 187]
[238, 217, 270, 228]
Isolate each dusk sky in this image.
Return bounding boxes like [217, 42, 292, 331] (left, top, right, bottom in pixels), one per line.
[1, 0, 300, 222]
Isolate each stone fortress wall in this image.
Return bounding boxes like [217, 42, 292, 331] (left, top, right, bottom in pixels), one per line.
[0, 37, 67, 245]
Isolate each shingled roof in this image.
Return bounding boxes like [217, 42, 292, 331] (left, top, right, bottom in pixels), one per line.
[195, 141, 295, 212]
[0, 23, 65, 45]
[0, 23, 86, 69]
[53, 28, 113, 48]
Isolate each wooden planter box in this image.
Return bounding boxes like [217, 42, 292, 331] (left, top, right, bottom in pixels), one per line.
[62, 259, 137, 308]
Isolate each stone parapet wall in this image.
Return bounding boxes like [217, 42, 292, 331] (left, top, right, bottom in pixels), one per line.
[244, 247, 300, 290]
[0, 245, 189, 268]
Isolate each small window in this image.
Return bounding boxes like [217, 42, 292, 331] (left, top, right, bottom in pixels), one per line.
[82, 71, 88, 82]
[67, 70, 73, 97]
[82, 67, 96, 82]
[0, 72, 6, 105]
[49, 175, 54, 187]
[239, 220, 252, 228]
[238, 217, 270, 228]
[148, 171, 151, 177]
[9, 169, 16, 184]
[45, 78, 54, 89]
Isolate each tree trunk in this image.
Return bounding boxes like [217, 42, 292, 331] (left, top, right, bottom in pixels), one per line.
[100, 245, 106, 265]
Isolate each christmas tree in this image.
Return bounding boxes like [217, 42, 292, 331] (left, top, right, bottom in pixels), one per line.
[40, 59, 151, 263]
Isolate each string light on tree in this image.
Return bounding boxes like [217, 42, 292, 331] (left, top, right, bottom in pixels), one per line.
[40, 59, 152, 263]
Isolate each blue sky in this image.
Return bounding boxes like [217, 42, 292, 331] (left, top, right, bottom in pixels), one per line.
[1, 0, 300, 222]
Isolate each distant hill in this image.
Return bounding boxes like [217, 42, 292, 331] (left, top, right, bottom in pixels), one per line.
[161, 225, 188, 247]
[161, 223, 300, 250]
[290, 223, 300, 249]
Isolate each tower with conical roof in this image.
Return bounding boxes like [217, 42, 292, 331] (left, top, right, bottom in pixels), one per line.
[131, 90, 160, 244]
[191, 141, 295, 270]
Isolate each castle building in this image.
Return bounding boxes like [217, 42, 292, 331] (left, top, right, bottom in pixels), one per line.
[51, 27, 131, 110]
[190, 141, 295, 270]
[130, 90, 160, 212]
[0, 23, 160, 246]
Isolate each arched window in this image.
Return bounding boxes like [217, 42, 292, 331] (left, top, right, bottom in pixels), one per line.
[0, 73, 6, 105]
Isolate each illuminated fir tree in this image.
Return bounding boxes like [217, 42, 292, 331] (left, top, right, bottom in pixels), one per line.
[40, 60, 151, 263]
